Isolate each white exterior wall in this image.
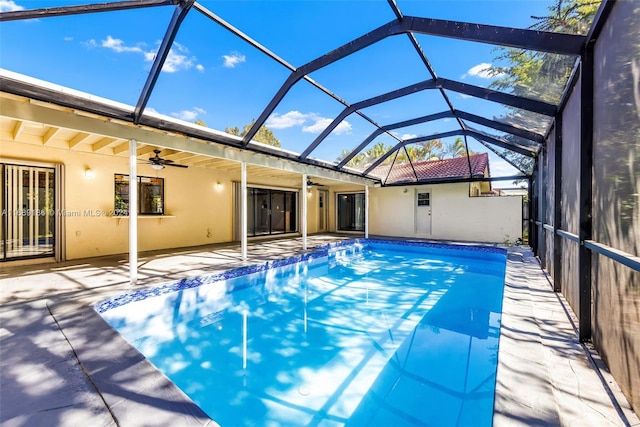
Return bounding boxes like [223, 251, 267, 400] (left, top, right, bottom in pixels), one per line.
[369, 183, 523, 243]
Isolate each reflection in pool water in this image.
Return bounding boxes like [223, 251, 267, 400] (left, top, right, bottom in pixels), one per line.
[99, 241, 506, 426]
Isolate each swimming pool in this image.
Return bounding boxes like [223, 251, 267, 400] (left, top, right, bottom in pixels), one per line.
[97, 240, 507, 426]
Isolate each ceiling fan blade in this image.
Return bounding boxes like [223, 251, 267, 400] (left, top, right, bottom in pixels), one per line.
[165, 163, 188, 168]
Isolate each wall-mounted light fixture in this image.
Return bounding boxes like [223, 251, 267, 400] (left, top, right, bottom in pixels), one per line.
[84, 168, 95, 178]
[216, 182, 222, 190]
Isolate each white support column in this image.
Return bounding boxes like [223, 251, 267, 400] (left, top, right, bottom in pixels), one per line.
[365, 184, 369, 239]
[302, 174, 308, 251]
[241, 161, 247, 261]
[129, 139, 138, 286]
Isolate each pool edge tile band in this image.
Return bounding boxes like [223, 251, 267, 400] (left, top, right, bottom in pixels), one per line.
[95, 239, 507, 314]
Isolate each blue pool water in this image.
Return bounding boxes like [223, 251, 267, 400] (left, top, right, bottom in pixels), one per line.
[98, 240, 507, 426]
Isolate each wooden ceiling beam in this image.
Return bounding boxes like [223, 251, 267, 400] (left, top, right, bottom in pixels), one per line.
[12, 120, 25, 140]
[42, 126, 62, 145]
[92, 137, 116, 152]
[68, 132, 91, 148]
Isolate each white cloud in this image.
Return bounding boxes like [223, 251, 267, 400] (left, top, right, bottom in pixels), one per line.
[266, 111, 352, 135]
[302, 118, 333, 134]
[97, 37, 199, 73]
[333, 121, 352, 135]
[83, 39, 97, 48]
[170, 107, 206, 121]
[400, 133, 418, 140]
[101, 35, 143, 53]
[302, 117, 351, 135]
[265, 111, 308, 129]
[222, 52, 246, 68]
[489, 157, 521, 176]
[0, 0, 23, 12]
[462, 62, 505, 79]
[162, 47, 194, 73]
[64, 36, 73, 42]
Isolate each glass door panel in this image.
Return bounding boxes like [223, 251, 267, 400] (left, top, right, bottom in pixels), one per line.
[247, 188, 256, 236]
[253, 188, 271, 235]
[285, 192, 297, 232]
[270, 191, 286, 234]
[318, 190, 328, 232]
[3, 164, 55, 260]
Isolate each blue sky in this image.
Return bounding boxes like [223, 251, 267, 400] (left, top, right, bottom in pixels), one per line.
[0, 0, 559, 179]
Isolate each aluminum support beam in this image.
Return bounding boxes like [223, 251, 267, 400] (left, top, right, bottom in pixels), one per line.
[365, 185, 369, 239]
[129, 139, 138, 285]
[465, 128, 536, 157]
[404, 16, 585, 55]
[537, 151, 546, 266]
[243, 15, 577, 145]
[0, 0, 175, 21]
[470, 137, 530, 176]
[455, 110, 544, 143]
[300, 79, 436, 159]
[359, 126, 535, 177]
[338, 111, 454, 168]
[553, 118, 563, 292]
[363, 130, 460, 176]
[194, 2, 394, 151]
[133, 0, 194, 124]
[528, 176, 534, 251]
[380, 174, 529, 187]
[578, 48, 594, 342]
[302, 174, 308, 251]
[241, 162, 247, 261]
[439, 78, 557, 116]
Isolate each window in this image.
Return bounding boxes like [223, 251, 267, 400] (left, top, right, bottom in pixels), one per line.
[417, 192, 430, 206]
[114, 174, 164, 215]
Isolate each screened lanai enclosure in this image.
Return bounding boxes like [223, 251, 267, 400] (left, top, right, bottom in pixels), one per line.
[0, 0, 638, 415]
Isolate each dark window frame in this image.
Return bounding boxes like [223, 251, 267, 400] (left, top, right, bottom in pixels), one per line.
[114, 174, 165, 216]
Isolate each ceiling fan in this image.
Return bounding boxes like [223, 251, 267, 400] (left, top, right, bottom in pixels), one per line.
[148, 149, 188, 170]
[306, 178, 323, 188]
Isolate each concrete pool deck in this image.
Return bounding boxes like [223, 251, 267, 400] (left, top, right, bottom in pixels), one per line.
[0, 235, 638, 426]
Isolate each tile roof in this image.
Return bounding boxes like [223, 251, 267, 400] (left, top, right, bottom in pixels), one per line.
[371, 152, 490, 184]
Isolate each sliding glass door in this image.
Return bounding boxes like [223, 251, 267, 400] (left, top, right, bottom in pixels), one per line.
[1, 163, 56, 261]
[337, 192, 365, 232]
[247, 188, 297, 237]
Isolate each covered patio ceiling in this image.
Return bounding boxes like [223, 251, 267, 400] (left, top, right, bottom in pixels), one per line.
[0, 90, 363, 187]
[0, 0, 595, 186]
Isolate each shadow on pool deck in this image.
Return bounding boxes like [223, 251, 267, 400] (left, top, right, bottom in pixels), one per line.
[0, 236, 638, 426]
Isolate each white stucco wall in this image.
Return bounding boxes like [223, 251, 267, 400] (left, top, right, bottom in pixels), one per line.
[369, 183, 523, 243]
